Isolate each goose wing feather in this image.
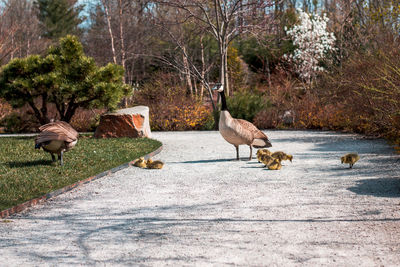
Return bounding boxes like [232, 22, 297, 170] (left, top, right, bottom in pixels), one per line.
[236, 119, 271, 148]
[36, 121, 78, 144]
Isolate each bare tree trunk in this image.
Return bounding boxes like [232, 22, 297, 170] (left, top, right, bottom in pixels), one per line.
[193, 76, 198, 96]
[101, 0, 117, 64]
[224, 48, 229, 96]
[118, 0, 128, 107]
[219, 38, 229, 97]
[182, 46, 193, 95]
[266, 56, 271, 87]
[220, 46, 225, 90]
[118, 0, 126, 72]
[10, 32, 14, 59]
[200, 35, 205, 101]
[27, 39, 30, 56]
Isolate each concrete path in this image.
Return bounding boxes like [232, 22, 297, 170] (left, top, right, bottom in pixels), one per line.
[1, 131, 400, 266]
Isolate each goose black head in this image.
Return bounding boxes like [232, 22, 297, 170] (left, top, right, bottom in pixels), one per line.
[211, 83, 224, 93]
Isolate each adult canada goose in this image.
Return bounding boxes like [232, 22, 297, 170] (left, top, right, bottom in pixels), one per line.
[341, 153, 360, 168]
[213, 84, 272, 160]
[35, 121, 78, 166]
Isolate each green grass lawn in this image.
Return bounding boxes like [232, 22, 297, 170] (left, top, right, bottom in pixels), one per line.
[0, 135, 162, 211]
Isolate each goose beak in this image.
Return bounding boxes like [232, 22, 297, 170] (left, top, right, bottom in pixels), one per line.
[266, 140, 272, 148]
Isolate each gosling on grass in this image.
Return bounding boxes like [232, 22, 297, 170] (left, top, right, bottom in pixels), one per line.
[341, 153, 360, 168]
[134, 157, 147, 168]
[267, 158, 282, 170]
[147, 159, 164, 169]
[271, 151, 293, 162]
[257, 149, 272, 162]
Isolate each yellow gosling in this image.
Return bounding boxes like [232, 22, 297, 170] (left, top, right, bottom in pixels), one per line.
[134, 157, 147, 168]
[260, 154, 275, 167]
[147, 160, 164, 169]
[341, 153, 360, 168]
[257, 149, 272, 162]
[285, 154, 293, 162]
[271, 151, 293, 162]
[267, 159, 282, 170]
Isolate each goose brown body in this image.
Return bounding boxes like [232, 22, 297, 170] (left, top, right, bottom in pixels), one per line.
[219, 111, 271, 148]
[215, 85, 271, 160]
[35, 121, 78, 165]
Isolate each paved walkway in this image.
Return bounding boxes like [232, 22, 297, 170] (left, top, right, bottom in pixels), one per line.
[1, 131, 400, 266]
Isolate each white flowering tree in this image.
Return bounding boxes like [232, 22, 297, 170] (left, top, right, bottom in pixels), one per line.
[284, 9, 336, 83]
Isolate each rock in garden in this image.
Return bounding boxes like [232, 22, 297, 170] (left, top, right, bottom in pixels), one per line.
[94, 106, 152, 138]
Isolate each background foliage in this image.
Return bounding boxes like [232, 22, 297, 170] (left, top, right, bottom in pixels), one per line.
[0, 35, 131, 125]
[0, 0, 399, 146]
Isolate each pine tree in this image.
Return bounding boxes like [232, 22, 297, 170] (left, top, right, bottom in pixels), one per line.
[35, 0, 84, 41]
[0, 35, 131, 124]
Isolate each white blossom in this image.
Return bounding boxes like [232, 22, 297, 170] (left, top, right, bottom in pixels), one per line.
[284, 9, 336, 82]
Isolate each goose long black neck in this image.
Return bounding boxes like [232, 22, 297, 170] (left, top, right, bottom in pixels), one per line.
[219, 90, 228, 111]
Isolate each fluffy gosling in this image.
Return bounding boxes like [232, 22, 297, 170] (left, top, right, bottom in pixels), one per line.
[134, 157, 147, 168]
[257, 149, 272, 162]
[267, 159, 282, 170]
[271, 151, 293, 162]
[260, 154, 275, 167]
[341, 153, 360, 168]
[147, 160, 164, 169]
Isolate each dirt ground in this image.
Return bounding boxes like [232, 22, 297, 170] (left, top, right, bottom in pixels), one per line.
[1, 130, 400, 266]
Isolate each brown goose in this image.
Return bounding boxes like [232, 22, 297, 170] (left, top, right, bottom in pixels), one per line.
[35, 121, 78, 166]
[213, 85, 272, 160]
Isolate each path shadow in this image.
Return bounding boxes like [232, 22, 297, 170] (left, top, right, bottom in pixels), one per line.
[272, 132, 390, 154]
[4, 201, 400, 265]
[347, 178, 400, 198]
[6, 160, 53, 168]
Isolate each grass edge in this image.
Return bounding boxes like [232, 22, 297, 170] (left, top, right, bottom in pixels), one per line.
[0, 145, 163, 219]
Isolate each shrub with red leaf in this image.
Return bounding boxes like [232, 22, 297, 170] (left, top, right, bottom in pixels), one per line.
[130, 73, 213, 131]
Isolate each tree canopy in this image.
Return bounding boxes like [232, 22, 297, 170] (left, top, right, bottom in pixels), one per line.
[35, 0, 84, 40]
[0, 35, 131, 124]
